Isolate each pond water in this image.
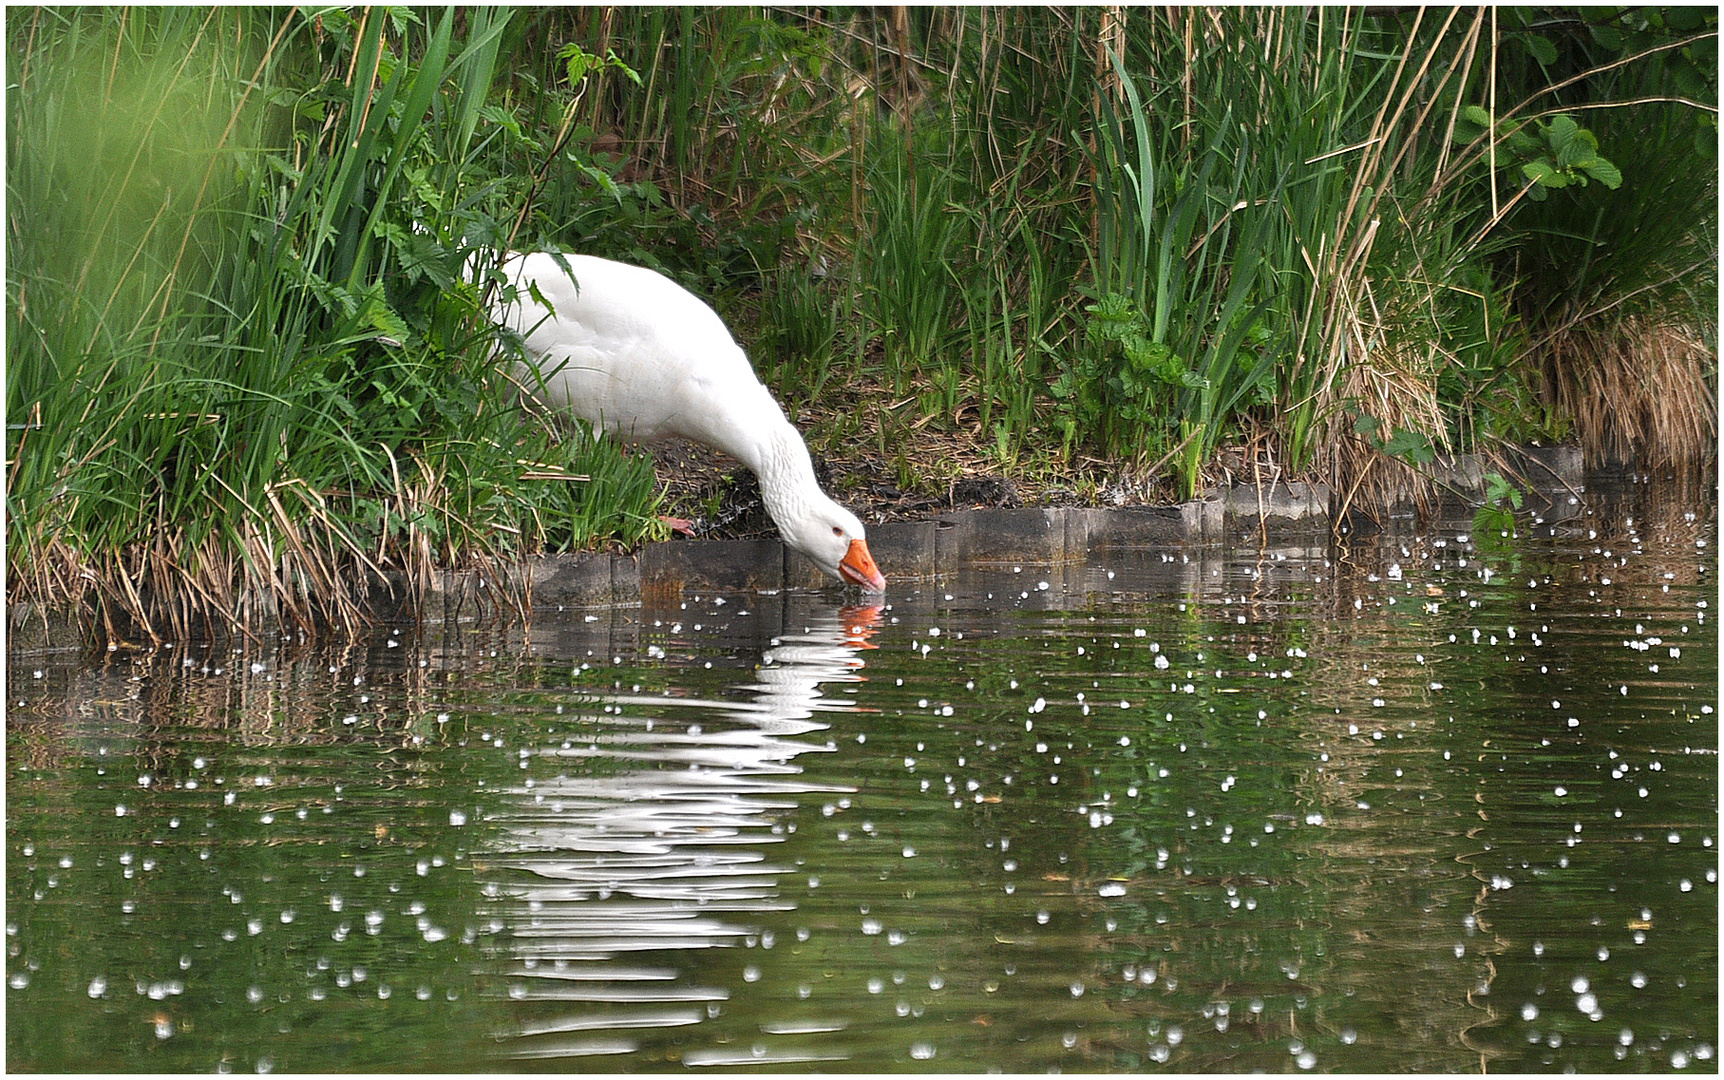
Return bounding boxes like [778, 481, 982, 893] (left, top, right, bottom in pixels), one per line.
[7, 475, 1717, 1073]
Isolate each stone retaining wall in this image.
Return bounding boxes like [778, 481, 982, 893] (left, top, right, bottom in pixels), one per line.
[8, 447, 1584, 648]
[503, 444, 1582, 607]
[489, 482, 1288, 609]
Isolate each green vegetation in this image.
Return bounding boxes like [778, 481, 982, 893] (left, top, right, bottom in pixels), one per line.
[8, 7, 1717, 641]
[7, 9, 661, 643]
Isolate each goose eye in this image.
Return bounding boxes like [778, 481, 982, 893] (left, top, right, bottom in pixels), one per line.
[831, 526, 844, 537]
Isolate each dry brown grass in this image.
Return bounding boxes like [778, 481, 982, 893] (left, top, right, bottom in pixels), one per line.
[1311, 280, 1454, 517]
[1544, 315, 1717, 470]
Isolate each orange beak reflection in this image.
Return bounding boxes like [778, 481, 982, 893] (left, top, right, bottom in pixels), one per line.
[838, 603, 885, 649]
[838, 537, 886, 593]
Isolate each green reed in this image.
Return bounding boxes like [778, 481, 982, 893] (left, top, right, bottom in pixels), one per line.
[10, 7, 1713, 643]
[7, 8, 660, 642]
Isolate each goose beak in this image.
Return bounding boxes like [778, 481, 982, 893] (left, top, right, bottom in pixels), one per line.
[839, 538, 886, 593]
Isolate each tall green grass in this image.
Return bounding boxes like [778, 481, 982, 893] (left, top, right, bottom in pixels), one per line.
[561, 6, 1712, 496]
[7, 8, 660, 643]
[9, 6, 1715, 643]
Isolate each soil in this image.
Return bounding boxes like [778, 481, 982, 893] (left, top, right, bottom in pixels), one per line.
[650, 424, 1218, 542]
[645, 378, 1291, 542]
[649, 435, 1013, 541]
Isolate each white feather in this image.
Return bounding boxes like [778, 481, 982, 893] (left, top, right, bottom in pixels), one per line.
[490, 252, 885, 591]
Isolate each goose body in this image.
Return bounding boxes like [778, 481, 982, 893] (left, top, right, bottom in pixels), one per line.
[492, 252, 884, 592]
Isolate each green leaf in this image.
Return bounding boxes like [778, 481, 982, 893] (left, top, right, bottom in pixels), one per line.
[1580, 156, 1623, 189]
[1544, 114, 1581, 154]
[1503, 125, 1541, 156]
[1555, 126, 1600, 169]
[1483, 472, 1524, 510]
[1519, 32, 1558, 65]
[1380, 427, 1435, 465]
[360, 293, 411, 345]
[1522, 160, 1569, 189]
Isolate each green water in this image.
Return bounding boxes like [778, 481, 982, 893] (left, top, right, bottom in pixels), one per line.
[7, 477, 1716, 1072]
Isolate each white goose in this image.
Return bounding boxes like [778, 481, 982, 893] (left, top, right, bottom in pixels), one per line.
[490, 252, 885, 592]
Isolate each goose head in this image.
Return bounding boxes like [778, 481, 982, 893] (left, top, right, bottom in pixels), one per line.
[724, 414, 885, 593]
[777, 496, 886, 593]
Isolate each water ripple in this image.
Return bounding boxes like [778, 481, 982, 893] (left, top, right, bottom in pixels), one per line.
[480, 606, 885, 1063]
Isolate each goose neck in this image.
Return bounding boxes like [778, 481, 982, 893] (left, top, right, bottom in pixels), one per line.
[751, 422, 823, 523]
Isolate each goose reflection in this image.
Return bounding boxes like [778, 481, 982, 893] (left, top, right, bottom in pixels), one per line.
[481, 602, 882, 1062]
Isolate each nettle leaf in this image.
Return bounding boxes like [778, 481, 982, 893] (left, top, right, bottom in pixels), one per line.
[396, 228, 455, 290]
[1518, 32, 1558, 65]
[1249, 370, 1276, 407]
[1484, 471, 1524, 510]
[479, 102, 523, 138]
[572, 159, 623, 203]
[1522, 160, 1569, 189]
[1555, 125, 1600, 169]
[1580, 156, 1623, 189]
[1380, 427, 1435, 465]
[361, 293, 412, 345]
[1084, 293, 1141, 342]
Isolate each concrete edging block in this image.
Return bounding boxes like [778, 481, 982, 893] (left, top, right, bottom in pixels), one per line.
[1221, 481, 1331, 524]
[867, 520, 938, 579]
[935, 507, 1069, 566]
[1082, 505, 1194, 550]
[641, 537, 783, 598]
[15, 454, 1603, 650]
[1509, 445, 1583, 491]
[525, 552, 623, 606]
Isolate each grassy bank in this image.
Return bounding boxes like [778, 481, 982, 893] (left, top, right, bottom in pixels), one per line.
[7, 7, 1717, 642]
[7, 9, 663, 643]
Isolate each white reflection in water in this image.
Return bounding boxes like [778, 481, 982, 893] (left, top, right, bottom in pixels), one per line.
[482, 604, 882, 1061]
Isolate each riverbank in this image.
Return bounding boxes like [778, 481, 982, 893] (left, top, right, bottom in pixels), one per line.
[439, 443, 1590, 610]
[9, 10, 1713, 655]
[8, 444, 1600, 655]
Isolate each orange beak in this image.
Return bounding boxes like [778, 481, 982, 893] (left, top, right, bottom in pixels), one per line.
[838, 537, 886, 592]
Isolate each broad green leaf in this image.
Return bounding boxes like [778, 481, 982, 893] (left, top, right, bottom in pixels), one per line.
[1522, 160, 1568, 188]
[1544, 114, 1581, 153]
[1519, 32, 1558, 65]
[1581, 157, 1623, 189]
